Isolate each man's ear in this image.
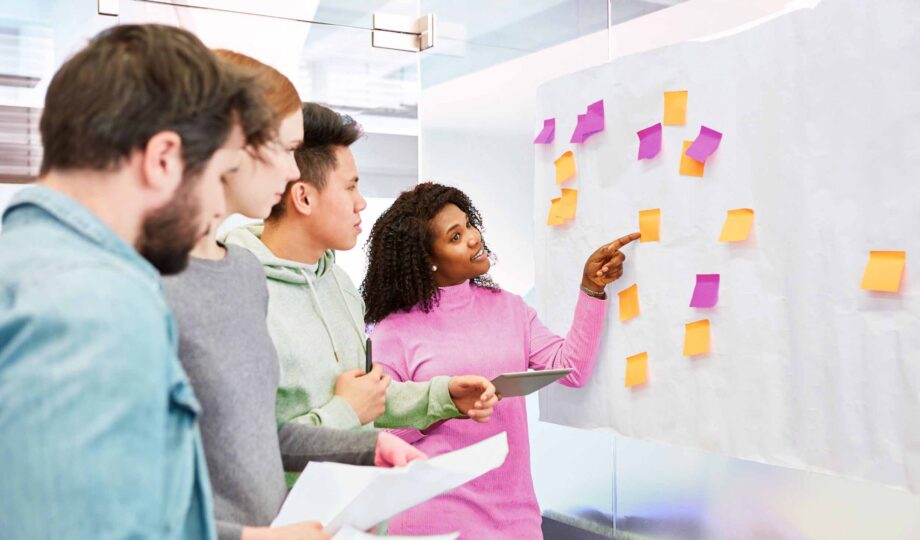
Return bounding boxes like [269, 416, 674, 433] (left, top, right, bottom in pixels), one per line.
[141, 131, 183, 209]
[290, 181, 319, 217]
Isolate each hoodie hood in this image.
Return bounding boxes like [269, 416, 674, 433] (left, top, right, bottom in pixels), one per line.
[221, 223, 336, 284]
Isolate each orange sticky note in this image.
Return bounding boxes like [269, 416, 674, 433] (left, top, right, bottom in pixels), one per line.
[861, 251, 906, 292]
[547, 198, 565, 226]
[719, 208, 755, 242]
[663, 90, 688, 125]
[554, 151, 576, 184]
[625, 352, 648, 387]
[639, 209, 660, 242]
[618, 283, 639, 321]
[679, 140, 705, 177]
[558, 188, 578, 219]
[683, 319, 710, 356]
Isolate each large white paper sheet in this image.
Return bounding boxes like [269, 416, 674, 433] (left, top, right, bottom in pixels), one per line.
[273, 432, 508, 533]
[534, 0, 920, 492]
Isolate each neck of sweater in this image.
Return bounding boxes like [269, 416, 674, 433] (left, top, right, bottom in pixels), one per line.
[436, 280, 474, 311]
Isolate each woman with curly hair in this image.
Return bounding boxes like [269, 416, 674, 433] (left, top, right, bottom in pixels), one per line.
[362, 182, 640, 539]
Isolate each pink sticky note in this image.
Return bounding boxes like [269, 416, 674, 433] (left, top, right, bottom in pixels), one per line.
[637, 123, 662, 160]
[570, 100, 605, 143]
[690, 274, 720, 308]
[534, 118, 555, 144]
[686, 126, 722, 162]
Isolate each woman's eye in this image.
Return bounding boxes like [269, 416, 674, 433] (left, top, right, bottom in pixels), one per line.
[452, 234, 461, 242]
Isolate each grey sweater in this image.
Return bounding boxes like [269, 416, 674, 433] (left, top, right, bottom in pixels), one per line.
[163, 246, 379, 540]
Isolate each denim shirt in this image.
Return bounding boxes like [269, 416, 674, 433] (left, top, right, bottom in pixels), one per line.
[0, 186, 216, 540]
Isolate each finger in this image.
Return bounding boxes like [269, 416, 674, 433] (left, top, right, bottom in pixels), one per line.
[391, 451, 408, 467]
[380, 374, 392, 388]
[368, 364, 384, 378]
[605, 232, 641, 252]
[342, 369, 364, 378]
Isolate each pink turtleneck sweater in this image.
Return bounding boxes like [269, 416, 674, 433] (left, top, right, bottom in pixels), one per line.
[370, 281, 608, 539]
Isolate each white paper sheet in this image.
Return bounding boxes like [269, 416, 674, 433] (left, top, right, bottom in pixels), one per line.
[534, 0, 920, 492]
[272, 432, 508, 533]
[332, 525, 458, 540]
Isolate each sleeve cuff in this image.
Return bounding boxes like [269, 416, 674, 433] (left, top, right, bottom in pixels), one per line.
[429, 376, 462, 418]
[313, 395, 363, 429]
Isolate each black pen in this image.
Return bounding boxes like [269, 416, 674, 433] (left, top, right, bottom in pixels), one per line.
[365, 337, 373, 373]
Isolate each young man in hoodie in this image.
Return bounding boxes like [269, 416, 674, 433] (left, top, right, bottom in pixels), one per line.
[225, 103, 498, 432]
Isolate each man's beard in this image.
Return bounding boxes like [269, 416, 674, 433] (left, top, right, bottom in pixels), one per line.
[137, 178, 203, 275]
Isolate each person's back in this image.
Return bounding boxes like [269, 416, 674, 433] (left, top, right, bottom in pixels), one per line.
[0, 24, 272, 539]
[0, 185, 211, 538]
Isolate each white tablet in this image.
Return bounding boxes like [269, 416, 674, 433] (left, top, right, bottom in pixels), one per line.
[491, 368, 573, 398]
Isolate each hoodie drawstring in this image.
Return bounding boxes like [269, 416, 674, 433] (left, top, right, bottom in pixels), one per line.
[302, 268, 366, 363]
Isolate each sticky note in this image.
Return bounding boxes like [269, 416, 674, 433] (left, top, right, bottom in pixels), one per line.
[719, 209, 755, 242]
[686, 125, 723, 162]
[547, 198, 565, 226]
[618, 283, 640, 322]
[534, 118, 555, 144]
[663, 90, 688, 125]
[690, 274, 720, 308]
[625, 352, 648, 388]
[639, 209, 660, 242]
[558, 189, 578, 219]
[637, 123, 662, 160]
[571, 99, 605, 143]
[679, 140, 705, 177]
[683, 319, 710, 356]
[554, 151, 576, 184]
[861, 251, 906, 292]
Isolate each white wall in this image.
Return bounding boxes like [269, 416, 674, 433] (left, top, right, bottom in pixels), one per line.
[416, 0, 828, 528]
[419, 0, 819, 297]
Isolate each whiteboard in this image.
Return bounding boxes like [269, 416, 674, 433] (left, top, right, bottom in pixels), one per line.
[534, 0, 920, 492]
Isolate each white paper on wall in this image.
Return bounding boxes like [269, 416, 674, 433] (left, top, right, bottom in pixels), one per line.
[534, 0, 920, 492]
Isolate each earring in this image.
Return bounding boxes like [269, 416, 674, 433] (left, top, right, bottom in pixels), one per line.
[432, 265, 438, 272]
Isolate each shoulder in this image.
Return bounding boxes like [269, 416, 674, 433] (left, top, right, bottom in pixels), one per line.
[227, 245, 265, 277]
[368, 312, 409, 340]
[330, 261, 362, 298]
[15, 264, 167, 334]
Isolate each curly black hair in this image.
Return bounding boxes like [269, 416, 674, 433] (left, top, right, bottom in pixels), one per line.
[362, 182, 499, 324]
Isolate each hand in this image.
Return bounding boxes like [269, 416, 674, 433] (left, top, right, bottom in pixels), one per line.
[375, 431, 428, 467]
[581, 232, 641, 293]
[334, 364, 391, 425]
[448, 375, 499, 423]
[241, 521, 329, 540]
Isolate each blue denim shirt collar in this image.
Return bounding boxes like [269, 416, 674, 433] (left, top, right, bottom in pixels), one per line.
[3, 185, 160, 282]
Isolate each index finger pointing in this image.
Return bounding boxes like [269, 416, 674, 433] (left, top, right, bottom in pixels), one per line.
[606, 232, 641, 251]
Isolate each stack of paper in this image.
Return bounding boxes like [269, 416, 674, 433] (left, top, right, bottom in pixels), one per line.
[272, 432, 509, 535]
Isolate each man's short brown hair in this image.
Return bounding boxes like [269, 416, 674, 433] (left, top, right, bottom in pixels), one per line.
[266, 103, 363, 221]
[39, 24, 272, 178]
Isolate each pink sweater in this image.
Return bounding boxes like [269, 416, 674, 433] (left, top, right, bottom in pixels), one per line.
[370, 281, 607, 539]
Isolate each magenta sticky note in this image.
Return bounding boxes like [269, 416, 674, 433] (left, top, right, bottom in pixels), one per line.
[690, 274, 720, 308]
[686, 126, 723, 162]
[534, 118, 555, 144]
[636, 123, 662, 160]
[570, 99, 605, 143]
